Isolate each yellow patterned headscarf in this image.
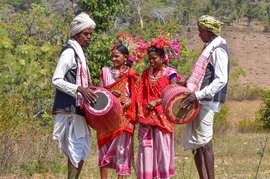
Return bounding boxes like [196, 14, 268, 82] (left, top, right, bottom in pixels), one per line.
[197, 15, 221, 36]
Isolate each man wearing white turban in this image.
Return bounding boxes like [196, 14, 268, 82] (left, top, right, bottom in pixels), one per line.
[70, 12, 96, 37]
[52, 12, 97, 178]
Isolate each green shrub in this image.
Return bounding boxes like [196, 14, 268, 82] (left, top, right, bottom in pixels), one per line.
[263, 25, 270, 33]
[214, 104, 229, 134]
[257, 90, 270, 129]
[238, 118, 260, 133]
[87, 33, 115, 85]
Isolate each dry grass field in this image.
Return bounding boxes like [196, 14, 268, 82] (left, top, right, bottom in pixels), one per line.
[1, 100, 269, 178]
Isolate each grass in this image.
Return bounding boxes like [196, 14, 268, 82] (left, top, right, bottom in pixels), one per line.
[213, 133, 270, 178]
[1, 100, 270, 178]
[1, 128, 269, 179]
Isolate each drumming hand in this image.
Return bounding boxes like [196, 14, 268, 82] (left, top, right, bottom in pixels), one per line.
[111, 90, 122, 98]
[180, 92, 197, 109]
[89, 86, 97, 90]
[77, 86, 98, 104]
[176, 80, 187, 87]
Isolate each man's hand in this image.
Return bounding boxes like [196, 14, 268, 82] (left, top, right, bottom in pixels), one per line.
[180, 92, 197, 109]
[77, 86, 98, 104]
[176, 80, 187, 87]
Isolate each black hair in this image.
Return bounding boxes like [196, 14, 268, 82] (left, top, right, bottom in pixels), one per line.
[113, 43, 129, 56]
[112, 43, 133, 67]
[147, 45, 165, 57]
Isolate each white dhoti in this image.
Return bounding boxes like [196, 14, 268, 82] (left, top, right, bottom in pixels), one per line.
[182, 105, 215, 150]
[53, 113, 92, 168]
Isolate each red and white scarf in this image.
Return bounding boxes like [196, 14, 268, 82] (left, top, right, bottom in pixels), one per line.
[67, 39, 92, 107]
[186, 36, 225, 92]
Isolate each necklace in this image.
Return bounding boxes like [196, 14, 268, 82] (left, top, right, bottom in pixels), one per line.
[149, 67, 163, 81]
[110, 66, 129, 79]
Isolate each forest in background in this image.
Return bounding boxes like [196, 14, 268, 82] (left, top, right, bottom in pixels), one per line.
[0, 0, 270, 177]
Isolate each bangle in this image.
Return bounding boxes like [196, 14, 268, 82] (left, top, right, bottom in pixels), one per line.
[125, 101, 131, 107]
[156, 99, 161, 104]
[138, 114, 144, 118]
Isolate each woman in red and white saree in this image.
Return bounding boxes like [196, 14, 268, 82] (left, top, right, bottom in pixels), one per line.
[137, 45, 177, 179]
[98, 44, 138, 179]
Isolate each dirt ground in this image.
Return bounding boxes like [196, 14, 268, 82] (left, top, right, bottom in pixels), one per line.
[181, 21, 270, 89]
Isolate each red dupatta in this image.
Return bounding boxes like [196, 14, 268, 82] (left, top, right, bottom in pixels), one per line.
[137, 67, 175, 133]
[97, 68, 138, 149]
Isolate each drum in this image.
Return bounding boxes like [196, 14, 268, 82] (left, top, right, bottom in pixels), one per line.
[162, 84, 199, 124]
[84, 87, 123, 132]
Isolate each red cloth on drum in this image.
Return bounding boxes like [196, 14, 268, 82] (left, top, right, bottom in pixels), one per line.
[97, 68, 138, 149]
[137, 67, 175, 133]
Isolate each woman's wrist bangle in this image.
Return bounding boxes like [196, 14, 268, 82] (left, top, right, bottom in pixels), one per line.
[125, 100, 131, 106]
[156, 99, 161, 105]
[138, 114, 144, 118]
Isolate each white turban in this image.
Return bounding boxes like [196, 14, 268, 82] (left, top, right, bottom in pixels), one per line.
[70, 12, 96, 37]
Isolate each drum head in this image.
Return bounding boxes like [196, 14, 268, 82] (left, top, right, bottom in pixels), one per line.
[164, 92, 199, 124]
[90, 92, 109, 110]
[84, 88, 114, 115]
[172, 98, 196, 120]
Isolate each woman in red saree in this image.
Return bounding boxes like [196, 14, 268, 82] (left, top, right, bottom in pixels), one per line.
[137, 45, 177, 179]
[98, 43, 138, 179]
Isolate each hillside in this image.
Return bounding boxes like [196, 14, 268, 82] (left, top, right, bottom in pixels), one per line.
[181, 21, 270, 89]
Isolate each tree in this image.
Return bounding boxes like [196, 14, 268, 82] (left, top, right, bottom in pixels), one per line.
[132, 0, 144, 28]
[258, 90, 270, 129]
[2, 0, 43, 11]
[244, 1, 261, 26]
[234, 0, 248, 22]
[149, 7, 175, 24]
[266, 4, 270, 24]
[0, 3, 67, 127]
[77, 0, 125, 32]
[87, 34, 115, 85]
[0, 3, 70, 46]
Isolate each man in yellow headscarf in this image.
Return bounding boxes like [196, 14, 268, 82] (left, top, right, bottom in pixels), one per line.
[181, 15, 230, 179]
[197, 15, 222, 36]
